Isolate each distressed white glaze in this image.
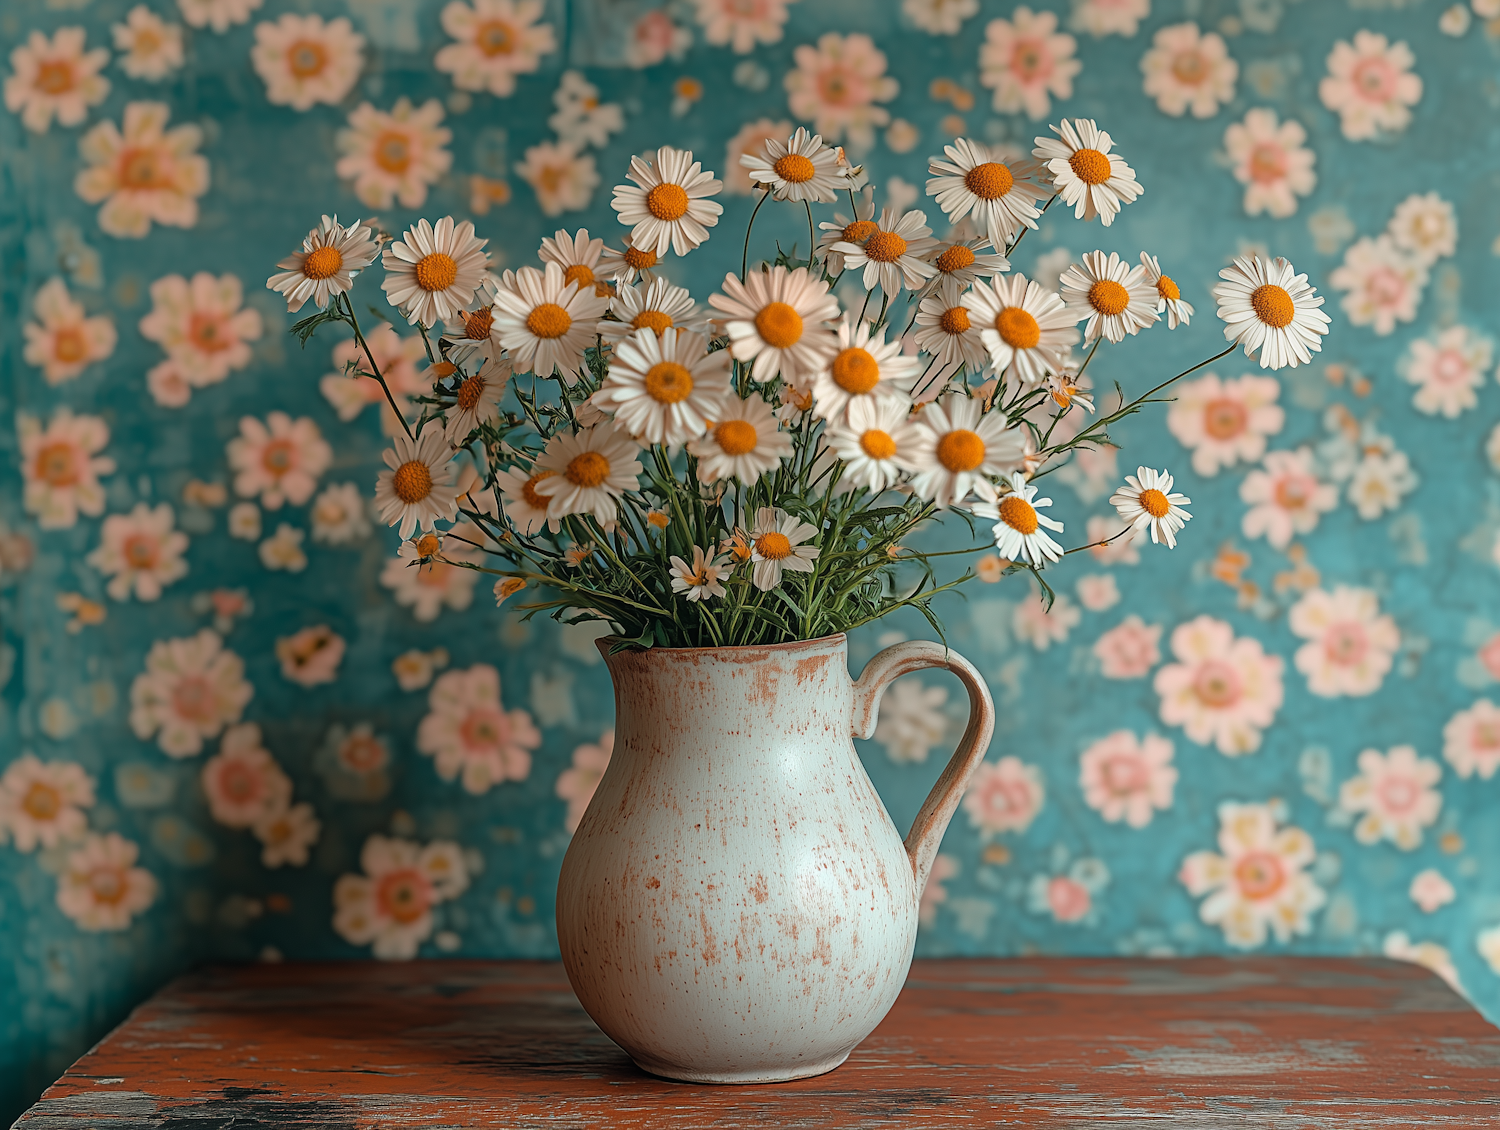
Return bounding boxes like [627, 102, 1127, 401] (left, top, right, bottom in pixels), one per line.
[556, 633, 995, 1084]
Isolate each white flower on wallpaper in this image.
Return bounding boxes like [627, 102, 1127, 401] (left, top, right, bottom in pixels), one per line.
[333, 835, 469, 960]
[275, 625, 346, 688]
[1383, 932, 1462, 994]
[18, 408, 115, 530]
[74, 101, 209, 238]
[227, 413, 332, 510]
[113, 6, 184, 81]
[961, 756, 1045, 837]
[87, 503, 190, 603]
[1288, 586, 1400, 699]
[129, 629, 254, 757]
[416, 664, 541, 794]
[253, 802, 322, 869]
[1329, 235, 1427, 337]
[1069, 0, 1147, 39]
[1180, 802, 1325, 949]
[1239, 448, 1338, 550]
[1078, 730, 1176, 828]
[55, 832, 159, 933]
[785, 32, 898, 150]
[1139, 22, 1237, 118]
[1399, 325, 1493, 419]
[696, 0, 796, 54]
[434, 0, 555, 97]
[1166, 372, 1284, 477]
[1339, 745, 1442, 851]
[873, 679, 949, 764]
[258, 524, 307, 572]
[3, 27, 110, 133]
[200, 723, 292, 828]
[0, 755, 94, 852]
[1154, 616, 1284, 757]
[309, 483, 373, 545]
[1093, 615, 1161, 679]
[514, 140, 599, 216]
[1319, 30, 1422, 141]
[1442, 699, 1500, 780]
[555, 730, 613, 833]
[1223, 108, 1316, 219]
[1387, 192, 1457, 266]
[904, 0, 978, 36]
[335, 98, 452, 210]
[978, 7, 1080, 120]
[22, 278, 117, 386]
[176, 0, 263, 34]
[548, 71, 623, 150]
[251, 14, 366, 111]
[139, 272, 264, 407]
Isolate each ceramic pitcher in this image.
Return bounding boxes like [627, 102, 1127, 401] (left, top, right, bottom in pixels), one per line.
[555, 633, 995, 1084]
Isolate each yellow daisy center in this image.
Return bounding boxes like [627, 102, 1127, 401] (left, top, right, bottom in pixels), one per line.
[521, 471, 554, 509]
[964, 162, 1014, 200]
[1250, 284, 1295, 329]
[842, 219, 878, 242]
[1088, 279, 1131, 317]
[1139, 488, 1171, 518]
[936, 429, 985, 473]
[563, 264, 595, 291]
[995, 307, 1041, 350]
[1069, 147, 1113, 185]
[414, 252, 458, 293]
[773, 153, 816, 183]
[566, 451, 610, 488]
[646, 182, 690, 221]
[623, 245, 657, 271]
[939, 306, 971, 335]
[860, 429, 897, 460]
[415, 533, 441, 557]
[632, 309, 674, 335]
[714, 419, 758, 455]
[526, 303, 572, 339]
[998, 495, 1039, 535]
[830, 347, 880, 395]
[475, 19, 515, 56]
[1156, 275, 1181, 302]
[391, 460, 433, 504]
[756, 531, 793, 560]
[644, 361, 694, 404]
[464, 306, 495, 340]
[302, 245, 343, 281]
[864, 230, 908, 263]
[456, 374, 485, 411]
[935, 244, 976, 274]
[754, 302, 803, 349]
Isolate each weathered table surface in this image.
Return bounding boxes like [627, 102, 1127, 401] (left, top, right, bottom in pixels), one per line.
[14, 958, 1500, 1128]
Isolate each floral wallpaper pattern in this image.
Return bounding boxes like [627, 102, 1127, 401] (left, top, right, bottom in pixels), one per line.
[3, 0, 1500, 1117]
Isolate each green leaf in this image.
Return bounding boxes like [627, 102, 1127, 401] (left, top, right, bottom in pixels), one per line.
[288, 306, 346, 348]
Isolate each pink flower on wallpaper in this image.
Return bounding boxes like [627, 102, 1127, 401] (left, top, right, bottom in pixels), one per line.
[1288, 585, 1400, 698]
[252, 802, 321, 869]
[1075, 573, 1120, 612]
[962, 756, 1045, 837]
[322, 324, 431, 433]
[1399, 325, 1492, 419]
[227, 412, 332, 509]
[1180, 801, 1325, 949]
[1409, 870, 1455, 914]
[1085, 513, 1142, 565]
[1329, 235, 1426, 337]
[55, 832, 158, 933]
[275, 625, 346, 687]
[1079, 730, 1176, 828]
[1154, 616, 1284, 756]
[200, 723, 292, 829]
[416, 664, 542, 794]
[18, 408, 115, 530]
[1093, 615, 1162, 679]
[138, 272, 264, 406]
[1319, 30, 1422, 141]
[1166, 373, 1284, 477]
[434, 0, 555, 97]
[4, 27, 110, 133]
[129, 629, 254, 757]
[625, 11, 691, 69]
[556, 730, 613, 833]
[1477, 634, 1500, 683]
[979, 6, 1080, 120]
[1442, 699, 1500, 780]
[336, 98, 452, 210]
[1239, 448, 1337, 550]
[696, 0, 794, 55]
[86, 502, 189, 602]
[74, 101, 209, 238]
[333, 835, 469, 960]
[1339, 745, 1442, 851]
[1139, 22, 1238, 119]
[1027, 858, 1109, 925]
[22, 278, 117, 385]
[1070, 0, 1148, 38]
[1223, 108, 1317, 219]
[1013, 588, 1081, 651]
[0, 754, 95, 852]
[251, 13, 365, 111]
[919, 853, 958, 926]
[785, 33, 898, 149]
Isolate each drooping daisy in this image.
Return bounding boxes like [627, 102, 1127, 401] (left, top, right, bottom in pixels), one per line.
[669, 545, 728, 602]
[611, 145, 723, 258]
[1110, 467, 1191, 549]
[515, 140, 598, 217]
[491, 261, 610, 380]
[22, 278, 117, 385]
[919, 239, 1011, 297]
[74, 101, 210, 238]
[495, 464, 558, 536]
[1213, 255, 1330, 370]
[381, 216, 491, 328]
[537, 227, 610, 298]
[707, 265, 839, 383]
[784, 32, 899, 150]
[1329, 235, 1426, 337]
[375, 429, 460, 538]
[434, 0, 557, 97]
[1319, 30, 1422, 142]
[827, 396, 923, 492]
[597, 233, 660, 285]
[596, 328, 730, 446]
[1139, 252, 1193, 329]
[250, 13, 365, 111]
[739, 127, 845, 204]
[833, 206, 939, 296]
[531, 424, 642, 525]
[440, 303, 502, 369]
[597, 276, 704, 344]
[444, 359, 510, 445]
[973, 471, 1064, 566]
[748, 507, 820, 591]
[1060, 251, 1159, 344]
[810, 316, 921, 422]
[962, 273, 1079, 386]
[926, 138, 1047, 252]
[87, 502, 190, 601]
[113, 7, 185, 82]
[1033, 118, 1142, 227]
[335, 98, 452, 211]
[979, 7, 1081, 120]
[687, 394, 791, 485]
[1139, 22, 1237, 119]
[266, 215, 377, 314]
[913, 279, 989, 375]
[4, 27, 110, 134]
[907, 394, 1026, 508]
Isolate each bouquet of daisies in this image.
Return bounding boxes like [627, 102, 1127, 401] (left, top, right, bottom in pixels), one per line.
[269, 119, 1330, 650]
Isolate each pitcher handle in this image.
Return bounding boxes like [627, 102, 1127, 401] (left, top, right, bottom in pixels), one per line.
[851, 641, 996, 896]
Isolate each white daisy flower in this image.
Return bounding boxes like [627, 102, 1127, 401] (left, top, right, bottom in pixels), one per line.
[1139, 252, 1194, 329]
[531, 424, 642, 525]
[748, 507, 820, 592]
[597, 276, 705, 343]
[1213, 255, 1331, 370]
[495, 464, 558, 536]
[913, 279, 989, 376]
[707, 265, 839, 384]
[492, 260, 610, 381]
[832, 206, 939, 296]
[596, 328, 730, 446]
[440, 302, 503, 369]
[381, 216, 491, 328]
[687, 394, 790, 485]
[444, 359, 510, 446]
[1059, 250, 1159, 344]
[669, 544, 728, 602]
[906, 393, 1026, 508]
[266, 214, 378, 314]
[973, 471, 1064, 567]
[962, 273, 1079, 386]
[537, 227, 610, 298]
[1110, 466, 1192, 548]
[918, 238, 1011, 298]
[597, 233, 660, 284]
[739, 126, 845, 203]
[375, 429, 459, 538]
[815, 190, 877, 272]
[1033, 118, 1143, 227]
[826, 396, 923, 492]
[610, 145, 724, 258]
[926, 138, 1047, 251]
[811, 316, 921, 421]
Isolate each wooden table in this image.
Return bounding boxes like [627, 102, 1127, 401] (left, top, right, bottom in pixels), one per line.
[15, 958, 1500, 1127]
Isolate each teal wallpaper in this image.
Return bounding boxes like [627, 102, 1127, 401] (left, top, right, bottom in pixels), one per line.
[4, 0, 1500, 1116]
